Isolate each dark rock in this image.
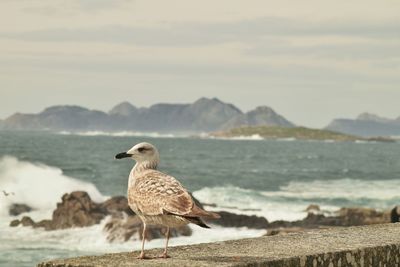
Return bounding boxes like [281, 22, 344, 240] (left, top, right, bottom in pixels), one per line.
[9, 203, 33, 216]
[335, 207, 389, 226]
[212, 211, 268, 229]
[9, 191, 193, 243]
[104, 216, 192, 242]
[104, 215, 143, 242]
[9, 219, 20, 227]
[267, 207, 390, 230]
[50, 191, 106, 229]
[100, 196, 134, 216]
[391, 206, 400, 223]
[20, 216, 35, 227]
[305, 204, 320, 214]
[33, 219, 54, 230]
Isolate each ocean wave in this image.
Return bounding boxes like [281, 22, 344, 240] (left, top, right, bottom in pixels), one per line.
[193, 186, 314, 221]
[0, 216, 264, 253]
[0, 215, 265, 266]
[263, 178, 400, 202]
[193, 178, 400, 222]
[213, 134, 264, 141]
[0, 156, 106, 218]
[57, 131, 179, 138]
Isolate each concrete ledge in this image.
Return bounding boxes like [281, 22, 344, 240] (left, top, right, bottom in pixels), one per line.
[38, 223, 400, 267]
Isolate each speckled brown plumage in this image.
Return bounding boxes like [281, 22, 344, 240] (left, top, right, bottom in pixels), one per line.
[115, 142, 219, 259]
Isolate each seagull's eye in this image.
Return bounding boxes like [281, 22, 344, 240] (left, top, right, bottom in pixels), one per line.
[138, 147, 145, 153]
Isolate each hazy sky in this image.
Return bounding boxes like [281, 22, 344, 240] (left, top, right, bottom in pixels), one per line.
[0, 0, 399, 127]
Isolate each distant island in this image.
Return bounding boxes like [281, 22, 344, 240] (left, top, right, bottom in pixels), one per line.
[0, 97, 294, 133]
[1, 97, 399, 139]
[212, 125, 395, 142]
[325, 113, 400, 137]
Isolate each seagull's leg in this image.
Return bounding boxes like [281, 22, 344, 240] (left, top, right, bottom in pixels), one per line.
[159, 227, 170, 258]
[138, 223, 149, 259]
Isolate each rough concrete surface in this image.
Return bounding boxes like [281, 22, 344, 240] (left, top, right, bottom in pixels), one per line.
[38, 223, 400, 267]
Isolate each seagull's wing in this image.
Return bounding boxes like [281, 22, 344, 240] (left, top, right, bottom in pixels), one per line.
[132, 170, 219, 219]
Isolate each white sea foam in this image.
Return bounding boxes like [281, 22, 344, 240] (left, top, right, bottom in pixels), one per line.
[0, 214, 265, 265]
[263, 178, 400, 201]
[215, 134, 264, 141]
[354, 140, 372, 144]
[193, 178, 400, 222]
[0, 156, 106, 217]
[193, 186, 312, 221]
[57, 131, 178, 138]
[276, 137, 297, 141]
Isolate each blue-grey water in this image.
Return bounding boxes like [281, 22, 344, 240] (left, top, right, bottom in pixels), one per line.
[0, 131, 399, 267]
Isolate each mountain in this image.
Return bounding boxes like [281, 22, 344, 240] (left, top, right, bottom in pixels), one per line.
[221, 106, 295, 130]
[1, 98, 294, 133]
[108, 101, 139, 117]
[106, 97, 243, 132]
[2, 106, 110, 131]
[325, 113, 400, 137]
[356, 113, 392, 123]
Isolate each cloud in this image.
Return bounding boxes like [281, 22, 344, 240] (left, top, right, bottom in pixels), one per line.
[20, 0, 134, 15]
[1, 17, 399, 46]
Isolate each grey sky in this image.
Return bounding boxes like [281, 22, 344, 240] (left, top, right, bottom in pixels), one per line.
[0, 0, 399, 127]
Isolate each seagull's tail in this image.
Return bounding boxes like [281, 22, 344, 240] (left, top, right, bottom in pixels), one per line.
[187, 204, 221, 219]
[186, 217, 211, 228]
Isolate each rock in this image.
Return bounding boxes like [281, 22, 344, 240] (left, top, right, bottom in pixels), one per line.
[9, 191, 193, 244]
[390, 206, 400, 223]
[9, 203, 33, 216]
[9, 219, 20, 227]
[33, 219, 54, 230]
[104, 215, 143, 242]
[100, 196, 134, 216]
[104, 216, 192, 243]
[20, 216, 35, 227]
[300, 213, 342, 227]
[212, 211, 268, 229]
[335, 207, 389, 226]
[9, 216, 36, 227]
[305, 204, 320, 214]
[50, 191, 106, 230]
[267, 207, 390, 230]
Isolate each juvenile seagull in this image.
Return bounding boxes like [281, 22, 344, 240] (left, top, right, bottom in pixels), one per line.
[115, 142, 220, 259]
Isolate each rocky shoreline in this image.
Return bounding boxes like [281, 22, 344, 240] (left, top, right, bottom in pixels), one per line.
[8, 191, 398, 242]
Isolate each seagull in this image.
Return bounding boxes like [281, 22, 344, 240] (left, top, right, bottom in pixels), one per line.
[115, 142, 220, 259]
[2, 190, 15, 196]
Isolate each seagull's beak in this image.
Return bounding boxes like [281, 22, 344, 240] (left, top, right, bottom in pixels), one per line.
[115, 152, 132, 159]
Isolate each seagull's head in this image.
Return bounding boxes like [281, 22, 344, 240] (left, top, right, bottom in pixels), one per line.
[115, 142, 159, 164]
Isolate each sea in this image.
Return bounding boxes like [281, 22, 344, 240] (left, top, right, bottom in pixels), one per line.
[0, 130, 399, 267]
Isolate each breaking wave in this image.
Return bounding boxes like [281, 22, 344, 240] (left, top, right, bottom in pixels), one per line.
[0, 156, 106, 218]
[57, 131, 179, 138]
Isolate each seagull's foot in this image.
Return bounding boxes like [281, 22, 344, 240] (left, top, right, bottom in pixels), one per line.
[157, 252, 170, 259]
[137, 252, 152, 260]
